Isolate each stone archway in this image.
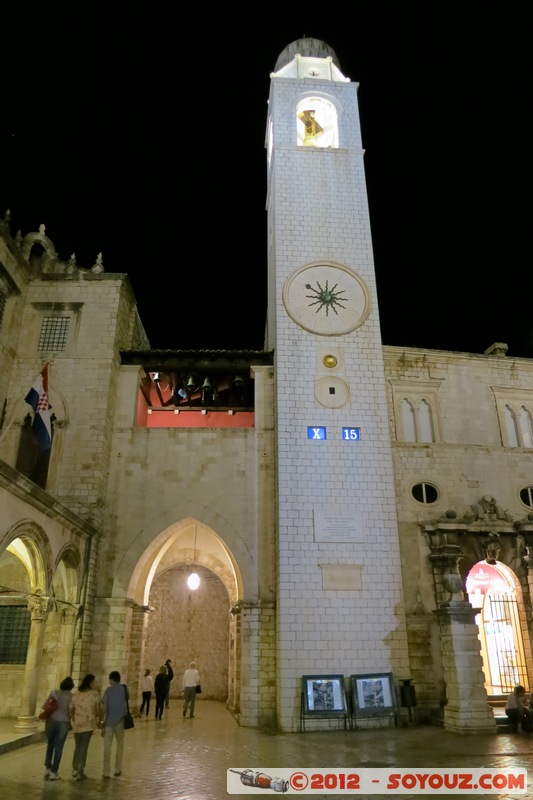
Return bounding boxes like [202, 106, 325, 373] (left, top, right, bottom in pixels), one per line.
[467, 560, 530, 694]
[421, 497, 533, 732]
[125, 518, 242, 715]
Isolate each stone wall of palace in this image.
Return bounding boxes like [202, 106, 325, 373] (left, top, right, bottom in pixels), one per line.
[385, 345, 533, 716]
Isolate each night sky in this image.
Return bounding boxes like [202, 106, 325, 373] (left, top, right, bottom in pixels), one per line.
[2, 12, 530, 356]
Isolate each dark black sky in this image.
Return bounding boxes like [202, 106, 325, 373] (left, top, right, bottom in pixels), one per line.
[2, 11, 531, 356]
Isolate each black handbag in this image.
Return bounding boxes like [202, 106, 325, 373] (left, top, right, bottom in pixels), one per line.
[196, 684, 202, 694]
[124, 685, 135, 729]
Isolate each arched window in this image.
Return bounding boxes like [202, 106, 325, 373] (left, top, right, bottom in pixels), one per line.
[399, 396, 435, 443]
[400, 398, 416, 442]
[15, 413, 55, 489]
[519, 406, 533, 448]
[296, 97, 339, 148]
[418, 399, 435, 443]
[503, 404, 519, 447]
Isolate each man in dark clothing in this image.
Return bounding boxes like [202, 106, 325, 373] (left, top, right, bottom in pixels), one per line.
[165, 659, 174, 708]
[154, 666, 169, 720]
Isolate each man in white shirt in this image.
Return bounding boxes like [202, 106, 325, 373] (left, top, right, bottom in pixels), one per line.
[182, 661, 201, 718]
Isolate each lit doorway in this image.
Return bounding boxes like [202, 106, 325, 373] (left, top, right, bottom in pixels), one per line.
[466, 561, 528, 694]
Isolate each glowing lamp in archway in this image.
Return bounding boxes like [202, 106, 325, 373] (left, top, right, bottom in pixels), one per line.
[187, 572, 200, 590]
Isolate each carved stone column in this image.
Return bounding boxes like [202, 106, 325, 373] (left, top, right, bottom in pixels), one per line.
[434, 601, 496, 734]
[520, 523, 533, 606]
[14, 594, 51, 732]
[426, 521, 495, 734]
[56, 606, 79, 683]
[124, 602, 149, 713]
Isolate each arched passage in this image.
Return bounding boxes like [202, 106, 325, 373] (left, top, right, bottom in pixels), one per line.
[126, 518, 243, 711]
[466, 560, 530, 693]
[0, 523, 81, 724]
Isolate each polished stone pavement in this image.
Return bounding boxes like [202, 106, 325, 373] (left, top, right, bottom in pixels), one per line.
[0, 700, 531, 799]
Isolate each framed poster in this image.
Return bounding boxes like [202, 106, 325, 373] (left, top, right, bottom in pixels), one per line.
[350, 673, 396, 720]
[302, 675, 347, 715]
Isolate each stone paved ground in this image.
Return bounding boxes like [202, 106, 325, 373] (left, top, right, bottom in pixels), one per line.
[0, 700, 531, 799]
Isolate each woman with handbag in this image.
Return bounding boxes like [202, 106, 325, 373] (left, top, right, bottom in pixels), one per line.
[70, 674, 101, 780]
[182, 661, 201, 718]
[43, 676, 74, 780]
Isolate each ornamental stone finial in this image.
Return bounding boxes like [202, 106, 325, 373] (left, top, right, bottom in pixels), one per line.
[91, 252, 104, 273]
[39, 224, 46, 236]
[66, 253, 77, 274]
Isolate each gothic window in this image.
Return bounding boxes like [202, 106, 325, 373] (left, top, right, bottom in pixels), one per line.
[519, 407, 533, 448]
[399, 396, 436, 443]
[418, 399, 435, 443]
[15, 412, 55, 489]
[411, 482, 439, 504]
[504, 404, 519, 447]
[400, 399, 416, 442]
[492, 388, 533, 448]
[296, 97, 339, 148]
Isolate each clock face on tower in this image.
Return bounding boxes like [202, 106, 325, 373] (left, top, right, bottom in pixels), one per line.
[282, 262, 371, 336]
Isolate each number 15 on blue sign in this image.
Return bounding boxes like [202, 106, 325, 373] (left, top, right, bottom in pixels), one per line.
[342, 427, 361, 441]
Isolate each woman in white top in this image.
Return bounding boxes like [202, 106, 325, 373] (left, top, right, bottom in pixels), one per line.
[70, 673, 101, 779]
[139, 669, 154, 718]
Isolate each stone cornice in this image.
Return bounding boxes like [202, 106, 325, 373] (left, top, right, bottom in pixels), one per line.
[0, 459, 101, 540]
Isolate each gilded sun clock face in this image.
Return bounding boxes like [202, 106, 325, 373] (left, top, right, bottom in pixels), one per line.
[283, 262, 371, 336]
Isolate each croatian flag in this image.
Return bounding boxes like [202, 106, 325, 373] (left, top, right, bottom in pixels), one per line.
[24, 364, 53, 450]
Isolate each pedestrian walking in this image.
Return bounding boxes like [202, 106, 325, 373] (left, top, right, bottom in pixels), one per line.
[43, 676, 74, 780]
[182, 661, 201, 718]
[139, 668, 154, 718]
[165, 658, 174, 708]
[70, 673, 101, 780]
[101, 670, 130, 778]
[154, 665, 169, 720]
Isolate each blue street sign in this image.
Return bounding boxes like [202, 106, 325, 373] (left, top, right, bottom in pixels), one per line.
[342, 427, 361, 441]
[307, 426, 327, 440]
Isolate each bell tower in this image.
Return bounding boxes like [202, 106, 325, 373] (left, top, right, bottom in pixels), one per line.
[266, 39, 409, 731]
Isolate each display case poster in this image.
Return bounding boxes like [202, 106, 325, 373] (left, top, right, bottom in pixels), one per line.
[356, 677, 393, 710]
[306, 678, 344, 712]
